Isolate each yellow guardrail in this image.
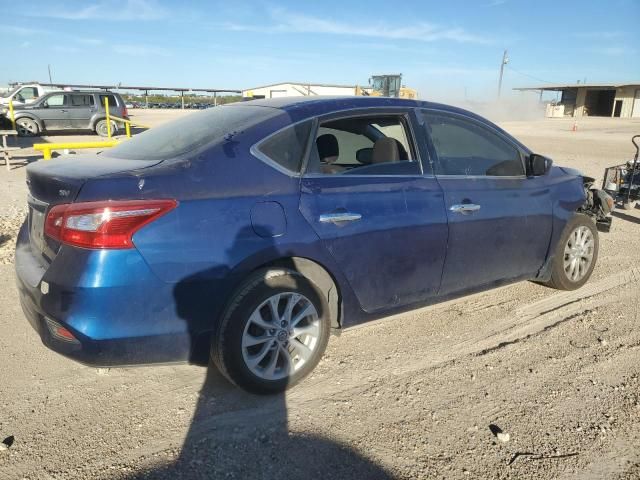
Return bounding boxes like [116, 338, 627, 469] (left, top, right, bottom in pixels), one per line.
[8, 100, 16, 130]
[109, 115, 150, 137]
[104, 97, 149, 138]
[34, 140, 120, 160]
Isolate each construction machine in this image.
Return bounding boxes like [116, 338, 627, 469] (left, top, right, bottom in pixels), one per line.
[356, 74, 417, 99]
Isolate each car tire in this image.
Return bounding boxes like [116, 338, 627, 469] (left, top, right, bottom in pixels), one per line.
[16, 118, 39, 137]
[211, 269, 331, 394]
[543, 214, 599, 291]
[95, 120, 117, 137]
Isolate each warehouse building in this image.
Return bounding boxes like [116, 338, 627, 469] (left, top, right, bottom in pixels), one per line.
[515, 82, 640, 118]
[242, 82, 372, 99]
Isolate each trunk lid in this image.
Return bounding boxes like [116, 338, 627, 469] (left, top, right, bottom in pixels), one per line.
[26, 154, 162, 205]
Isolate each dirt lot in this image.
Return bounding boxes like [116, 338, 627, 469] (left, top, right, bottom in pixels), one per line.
[1, 112, 639, 479]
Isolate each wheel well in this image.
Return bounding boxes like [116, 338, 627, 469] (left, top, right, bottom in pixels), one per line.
[252, 257, 342, 330]
[14, 114, 42, 129]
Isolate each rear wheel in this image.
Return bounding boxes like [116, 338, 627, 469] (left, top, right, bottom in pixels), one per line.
[212, 269, 330, 394]
[543, 214, 598, 291]
[16, 118, 39, 137]
[95, 119, 117, 137]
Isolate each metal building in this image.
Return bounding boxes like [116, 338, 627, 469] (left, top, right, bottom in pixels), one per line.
[242, 82, 372, 99]
[515, 82, 640, 118]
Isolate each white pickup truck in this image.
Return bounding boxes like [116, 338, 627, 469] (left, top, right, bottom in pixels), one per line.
[0, 84, 61, 107]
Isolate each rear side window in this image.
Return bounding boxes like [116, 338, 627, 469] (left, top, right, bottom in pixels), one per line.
[104, 105, 281, 161]
[254, 121, 312, 174]
[422, 111, 524, 177]
[70, 94, 94, 107]
[99, 94, 118, 108]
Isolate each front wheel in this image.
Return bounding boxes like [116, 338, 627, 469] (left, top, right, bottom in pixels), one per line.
[16, 118, 39, 137]
[543, 214, 599, 291]
[212, 269, 331, 394]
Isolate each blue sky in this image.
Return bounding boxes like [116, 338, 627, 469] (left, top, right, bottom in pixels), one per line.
[1, 0, 638, 101]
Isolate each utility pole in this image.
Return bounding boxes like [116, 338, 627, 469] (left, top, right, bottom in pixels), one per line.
[47, 64, 53, 83]
[497, 49, 508, 98]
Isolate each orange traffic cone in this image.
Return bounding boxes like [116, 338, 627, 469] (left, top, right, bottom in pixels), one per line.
[572, 121, 578, 132]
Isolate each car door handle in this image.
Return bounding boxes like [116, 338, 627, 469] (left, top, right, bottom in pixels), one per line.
[60, 109, 68, 113]
[450, 204, 481, 214]
[319, 212, 362, 224]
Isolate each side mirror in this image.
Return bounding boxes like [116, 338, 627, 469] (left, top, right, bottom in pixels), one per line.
[528, 154, 552, 176]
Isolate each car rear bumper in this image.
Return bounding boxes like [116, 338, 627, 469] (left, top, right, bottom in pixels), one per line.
[14, 222, 197, 366]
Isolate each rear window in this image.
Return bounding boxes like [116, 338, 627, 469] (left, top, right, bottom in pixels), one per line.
[103, 105, 280, 161]
[255, 121, 312, 173]
[98, 94, 118, 108]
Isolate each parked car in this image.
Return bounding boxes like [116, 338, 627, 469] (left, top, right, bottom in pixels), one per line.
[9, 90, 128, 137]
[15, 97, 613, 394]
[0, 83, 61, 107]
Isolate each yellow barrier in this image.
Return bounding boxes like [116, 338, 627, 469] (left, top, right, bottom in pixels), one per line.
[33, 140, 120, 160]
[105, 97, 111, 138]
[108, 115, 150, 138]
[8, 100, 15, 131]
[30, 100, 151, 159]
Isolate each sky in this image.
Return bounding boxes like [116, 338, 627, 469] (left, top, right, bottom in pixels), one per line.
[1, 0, 638, 102]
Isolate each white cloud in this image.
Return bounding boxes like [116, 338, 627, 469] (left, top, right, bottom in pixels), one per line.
[221, 8, 492, 44]
[37, 0, 167, 21]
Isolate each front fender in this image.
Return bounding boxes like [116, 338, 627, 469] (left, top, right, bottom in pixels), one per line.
[13, 113, 44, 131]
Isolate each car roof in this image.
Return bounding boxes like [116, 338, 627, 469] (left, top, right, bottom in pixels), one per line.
[231, 95, 482, 123]
[229, 96, 531, 153]
[44, 90, 120, 95]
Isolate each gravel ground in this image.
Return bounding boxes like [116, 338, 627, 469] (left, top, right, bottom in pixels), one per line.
[0, 113, 639, 479]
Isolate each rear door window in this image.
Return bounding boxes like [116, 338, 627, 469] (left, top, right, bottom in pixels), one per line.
[44, 94, 66, 107]
[306, 114, 420, 176]
[69, 94, 94, 107]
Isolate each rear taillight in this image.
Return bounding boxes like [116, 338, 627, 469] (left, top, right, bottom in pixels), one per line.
[122, 106, 129, 118]
[45, 199, 177, 249]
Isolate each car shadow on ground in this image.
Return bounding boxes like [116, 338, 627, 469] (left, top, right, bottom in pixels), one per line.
[120, 225, 393, 480]
[612, 209, 640, 225]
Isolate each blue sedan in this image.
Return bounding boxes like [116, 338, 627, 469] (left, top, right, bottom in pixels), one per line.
[15, 97, 613, 393]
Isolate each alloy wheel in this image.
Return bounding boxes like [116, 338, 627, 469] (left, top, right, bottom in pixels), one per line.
[241, 292, 320, 381]
[563, 225, 594, 282]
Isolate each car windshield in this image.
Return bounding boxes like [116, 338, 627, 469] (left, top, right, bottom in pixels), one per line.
[103, 105, 281, 161]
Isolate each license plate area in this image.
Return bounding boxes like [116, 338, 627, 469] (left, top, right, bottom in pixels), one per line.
[28, 195, 49, 255]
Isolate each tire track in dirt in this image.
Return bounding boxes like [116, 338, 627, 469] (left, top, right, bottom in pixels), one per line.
[46, 267, 639, 474]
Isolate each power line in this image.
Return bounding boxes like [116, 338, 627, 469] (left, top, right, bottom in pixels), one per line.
[505, 65, 557, 85]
